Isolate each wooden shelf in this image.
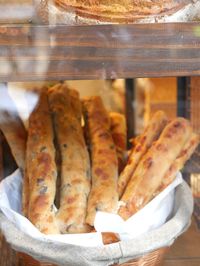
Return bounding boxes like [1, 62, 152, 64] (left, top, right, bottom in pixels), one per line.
[0, 22, 200, 81]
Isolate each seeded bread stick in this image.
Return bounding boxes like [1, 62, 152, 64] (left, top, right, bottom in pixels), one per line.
[118, 118, 192, 220]
[48, 85, 91, 233]
[27, 89, 59, 234]
[155, 132, 199, 195]
[83, 96, 118, 226]
[118, 111, 168, 198]
[109, 112, 127, 174]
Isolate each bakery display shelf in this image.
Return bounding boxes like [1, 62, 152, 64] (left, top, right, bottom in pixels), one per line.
[0, 22, 200, 82]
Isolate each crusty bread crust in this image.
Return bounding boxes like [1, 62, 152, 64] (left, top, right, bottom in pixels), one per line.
[27, 89, 59, 234]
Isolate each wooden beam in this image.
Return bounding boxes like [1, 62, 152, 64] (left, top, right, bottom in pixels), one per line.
[0, 23, 200, 81]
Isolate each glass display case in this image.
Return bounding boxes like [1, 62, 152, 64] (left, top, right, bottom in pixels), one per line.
[0, 1, 200, 265]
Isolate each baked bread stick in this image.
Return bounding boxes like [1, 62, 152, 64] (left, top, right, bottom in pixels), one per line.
[110, 112, 127, 174]
[27, 89, 59, 234]
[118, 118, 192, 220]
[118, 111, 168, 198]
[83, 96, 118, 226]
[49, 84, 91, 233]
[155, 132, 199, 194]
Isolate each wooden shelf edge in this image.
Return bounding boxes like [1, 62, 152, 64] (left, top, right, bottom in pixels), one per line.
[0, 22, 199, 81]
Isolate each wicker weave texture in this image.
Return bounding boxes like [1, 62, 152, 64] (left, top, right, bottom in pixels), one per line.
[18, 247, 169, 266]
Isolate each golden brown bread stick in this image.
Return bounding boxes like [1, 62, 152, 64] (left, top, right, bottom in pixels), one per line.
[48, 85, 91, 233]
[155, 132, 199, 194]
[118, 118, 193, 220]
[83, 96, 118, 226]
[118, 111, 168, 198]
[27, 89, 59, 234]
[109, 112, 127, 174]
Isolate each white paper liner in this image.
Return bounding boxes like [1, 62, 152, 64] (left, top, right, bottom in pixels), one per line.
[0, 169, 182, 247]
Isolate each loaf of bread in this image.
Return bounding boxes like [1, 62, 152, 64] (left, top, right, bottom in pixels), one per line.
[83, 96, 118, 226]
[118, 118, 192, 220]
[48, 84, 91, 233]
[55, 0, 189, 23]
[109, 112, 127, 174]
[27, 89, 59, 234]
[118, 111, 168, 198]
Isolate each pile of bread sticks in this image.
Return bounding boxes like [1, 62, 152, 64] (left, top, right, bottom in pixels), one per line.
[0, 83, 199, 244]
[24, 84, 128, 235]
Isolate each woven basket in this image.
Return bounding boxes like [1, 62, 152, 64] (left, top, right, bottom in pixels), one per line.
[0, 178, 193, 266]
[17, 247, 169, 266]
